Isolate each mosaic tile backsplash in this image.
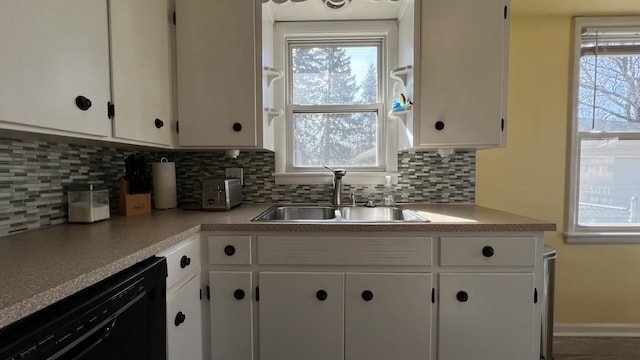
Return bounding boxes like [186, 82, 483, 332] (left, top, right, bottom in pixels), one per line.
[0, 136, 475, 236]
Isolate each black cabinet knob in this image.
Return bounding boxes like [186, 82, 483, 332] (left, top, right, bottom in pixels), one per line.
[174, 311, 186, 326]
[232, 122, 242, 132]
[154, 118, 164, 128]
[316, 290, 328, 301]
[482, 246, 495, 258]
[234, 289, 245, 300]
[75, 96, 92, 111]
[224, 245, 236, 256]
[456, 291, 469, 302]
[361, 290, 374, 301]
[180, 255, 191, 269]
[435, 121, 445, 131]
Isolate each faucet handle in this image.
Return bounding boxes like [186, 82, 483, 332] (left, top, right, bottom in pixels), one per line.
[323, 165, 346, 178]
[350, 193, 356, 205]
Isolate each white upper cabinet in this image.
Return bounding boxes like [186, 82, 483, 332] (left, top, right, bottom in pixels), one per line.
[175, 0, 268, 149]
[0, 0, 111, 138]
[109, 0, 174, 147]
[398, 0, 510, 151]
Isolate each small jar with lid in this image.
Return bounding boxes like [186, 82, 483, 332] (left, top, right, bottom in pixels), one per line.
[67, 183, 111, 223]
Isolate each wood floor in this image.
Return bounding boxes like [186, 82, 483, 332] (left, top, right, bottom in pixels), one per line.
[553, 337, 640, 360]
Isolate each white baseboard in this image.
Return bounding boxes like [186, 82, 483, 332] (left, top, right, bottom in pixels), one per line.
[554, 323, 640, 337]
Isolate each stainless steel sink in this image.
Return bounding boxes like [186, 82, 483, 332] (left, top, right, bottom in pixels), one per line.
[252, 206, 336, 221]
[251, 205, 428, 223]
[336, 206, 427, 222]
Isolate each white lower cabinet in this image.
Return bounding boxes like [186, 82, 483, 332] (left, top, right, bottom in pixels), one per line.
[160, 236, 203, 360]
[259, 272, 344, 360]
[438, 273, 536, 360]
[258, 271, 432, 360]
[167, 273, 203, 360]
[209, 271, 254, 360]
[345, 273, 432, 360]
[204, 232, 543, 360]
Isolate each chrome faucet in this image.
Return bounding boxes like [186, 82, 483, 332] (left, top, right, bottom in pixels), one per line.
[323, 166, 347, 207]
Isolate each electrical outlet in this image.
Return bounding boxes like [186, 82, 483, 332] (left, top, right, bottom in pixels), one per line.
[225, 168, 243, 185]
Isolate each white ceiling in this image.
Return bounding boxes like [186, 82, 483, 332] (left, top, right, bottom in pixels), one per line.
[263, 0, 409, 22]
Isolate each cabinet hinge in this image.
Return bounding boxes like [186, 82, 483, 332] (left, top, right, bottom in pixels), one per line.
[255, 286, 260, 302]
[504, 5, 508, 19]
[534, 288, 538, 303]
[176, 120, 180, 134]
[431, 288, 435, 304]
[107, 102, 115, 119]
[173, 11, 176, 25]
[501, 118, 505, 131]
[207, 285, 211, 301]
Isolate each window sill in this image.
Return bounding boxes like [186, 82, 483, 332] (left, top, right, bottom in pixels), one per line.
[274, 172, 399, 185]
[564, 232, 640, 244]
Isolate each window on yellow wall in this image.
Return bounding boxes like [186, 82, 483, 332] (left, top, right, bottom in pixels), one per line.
[567, 17, 640, 243]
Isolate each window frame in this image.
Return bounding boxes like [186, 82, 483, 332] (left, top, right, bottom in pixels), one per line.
[272, 20, 399, 185]
[567, 16, 640, 243]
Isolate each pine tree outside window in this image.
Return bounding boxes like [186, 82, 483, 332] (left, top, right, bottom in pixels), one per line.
[289, 43, 382, 168]
[567, 17, 640, 243]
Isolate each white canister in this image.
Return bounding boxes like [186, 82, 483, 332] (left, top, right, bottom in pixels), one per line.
[152, 157, 177, 209]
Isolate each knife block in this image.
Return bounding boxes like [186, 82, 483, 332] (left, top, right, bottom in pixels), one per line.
[119, 178, 151, 216]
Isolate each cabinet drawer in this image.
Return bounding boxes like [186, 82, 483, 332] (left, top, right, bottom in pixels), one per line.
[160, 236, 201, 290]
[208, 236, 252, 265]
[258, 236, 432, 266]
[439, 236, 536, 267]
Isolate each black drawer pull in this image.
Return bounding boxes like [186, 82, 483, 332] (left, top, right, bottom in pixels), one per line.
[180, 255, 191, 268]
[234, 289, 245, 300]
[482, 246, 495, 258]
[174, 311, 186, 326]
[361, 290, 374, 301]
[154, 118, 164, 128]
[456, 291, 469, 302]
[224, 245, 236, 256]
[316, 290, 328, 301]
[75, 95, 92, 111]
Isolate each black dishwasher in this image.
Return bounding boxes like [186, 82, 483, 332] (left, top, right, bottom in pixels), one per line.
[0, 256, 167, 360]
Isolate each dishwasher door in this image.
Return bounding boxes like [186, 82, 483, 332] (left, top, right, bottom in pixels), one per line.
[0, 256, 167, 360]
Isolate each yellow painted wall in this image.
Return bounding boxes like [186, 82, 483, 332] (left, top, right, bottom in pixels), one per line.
[477, 15, 640, 323]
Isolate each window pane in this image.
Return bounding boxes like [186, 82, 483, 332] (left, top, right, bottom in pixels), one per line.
[292, 112, 378, 167]
[578, 55, 640, 132]
[291, 46, 378, 105]
[578, 138, 640, 225]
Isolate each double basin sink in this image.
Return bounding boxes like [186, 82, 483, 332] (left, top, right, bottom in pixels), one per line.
[252, 205, 429, 223]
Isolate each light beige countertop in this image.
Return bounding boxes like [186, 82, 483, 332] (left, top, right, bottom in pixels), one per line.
[0, 203, 555, 329]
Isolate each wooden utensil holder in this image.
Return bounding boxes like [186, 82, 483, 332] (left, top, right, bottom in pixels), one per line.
[119, 178, 151, 216]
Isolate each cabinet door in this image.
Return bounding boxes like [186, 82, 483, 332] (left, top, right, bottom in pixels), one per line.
[167, 273, 203, 360]
[109, 0, 173, 146]
[259, 272, 344, 360]
[209, 271, 254, 360]
[345, 273, 432, 360]
[416, 0, 508, 148]
[0, 0, 111, 137]
[175, 0, 259, 147]
[438, 273, 536, 360]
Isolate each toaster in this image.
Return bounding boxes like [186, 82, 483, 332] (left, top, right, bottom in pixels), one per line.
[202, 178, 243, 210]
